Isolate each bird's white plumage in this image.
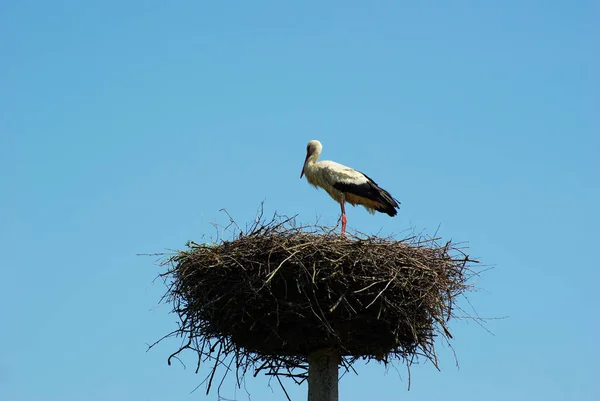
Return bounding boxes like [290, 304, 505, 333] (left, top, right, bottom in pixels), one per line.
[303, 160, 373, 209]
[300, 140, 400, 233]
[301, 140, 378, 214]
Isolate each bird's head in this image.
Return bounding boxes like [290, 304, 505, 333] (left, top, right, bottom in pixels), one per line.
[300, 140, 322, 178]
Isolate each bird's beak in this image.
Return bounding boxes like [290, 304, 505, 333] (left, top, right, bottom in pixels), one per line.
[300, 153, 309, 178]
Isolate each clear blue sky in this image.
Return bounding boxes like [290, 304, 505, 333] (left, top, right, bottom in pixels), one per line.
[1, 1, 598, 400]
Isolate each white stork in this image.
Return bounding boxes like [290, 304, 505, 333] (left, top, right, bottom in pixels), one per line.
[300, 140, 400, 234]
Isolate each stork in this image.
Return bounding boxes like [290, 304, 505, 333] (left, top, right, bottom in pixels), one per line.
[300, 140, 400, 234]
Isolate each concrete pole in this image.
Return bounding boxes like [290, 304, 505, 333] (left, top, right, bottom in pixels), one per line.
[307, 348, 339, 401]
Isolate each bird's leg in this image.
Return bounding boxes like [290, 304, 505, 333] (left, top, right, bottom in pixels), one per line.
[340, 201, 347, 235]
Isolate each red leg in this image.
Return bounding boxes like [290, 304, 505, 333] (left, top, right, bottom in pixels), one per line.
[340, 201, 347, 235]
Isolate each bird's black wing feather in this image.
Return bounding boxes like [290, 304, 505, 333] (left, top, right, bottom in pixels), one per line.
[333, 171, 400, 216]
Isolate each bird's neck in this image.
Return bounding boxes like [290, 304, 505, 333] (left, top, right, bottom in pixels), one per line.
[303, 156, 317, 175]
[305, 153, 320, 166]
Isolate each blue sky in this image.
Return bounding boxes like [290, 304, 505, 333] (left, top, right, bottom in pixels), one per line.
[1, 1, 598, 400]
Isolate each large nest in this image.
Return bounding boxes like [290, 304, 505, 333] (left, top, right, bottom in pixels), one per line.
[154, 213, 478, 393]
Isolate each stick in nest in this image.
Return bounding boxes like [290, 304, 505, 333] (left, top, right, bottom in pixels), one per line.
[150, 209, 480, 395]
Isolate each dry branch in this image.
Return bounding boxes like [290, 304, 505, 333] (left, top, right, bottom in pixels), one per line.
[153, 212, 478, 394]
